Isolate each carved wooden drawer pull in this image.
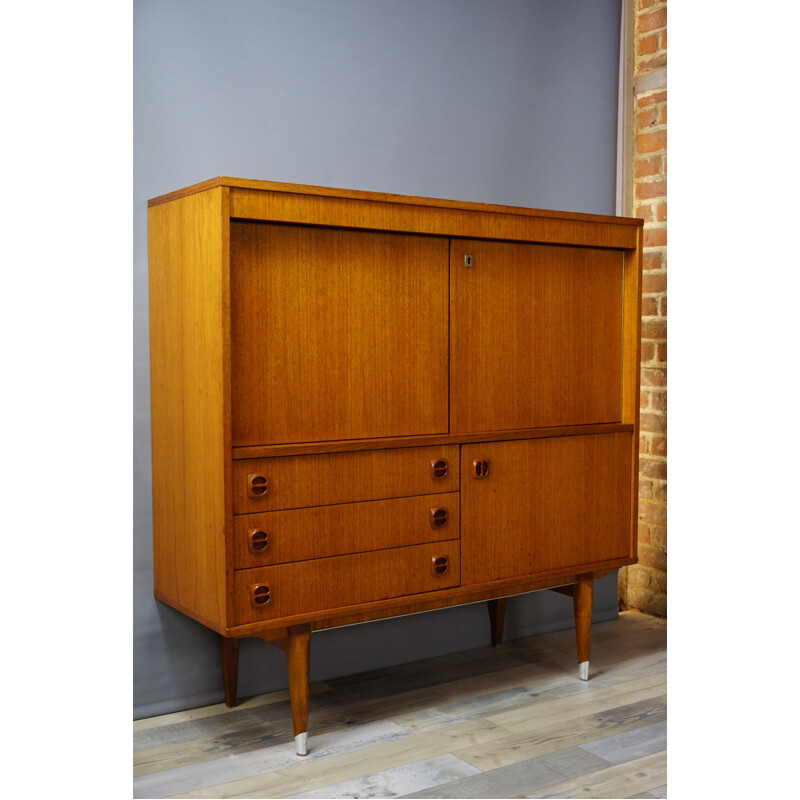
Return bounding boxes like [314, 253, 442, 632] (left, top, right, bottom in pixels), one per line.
[429, 508, 449, 529]
[472, 459, 490, 479]
[247, 529, 270, 553]
[247, 473, 270, 498]
[430, 458, 448, 479]
[431, 555, 449, 576]
[250, 584, 271, 608]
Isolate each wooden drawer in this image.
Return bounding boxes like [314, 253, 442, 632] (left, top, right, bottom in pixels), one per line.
[233, 445, 460, 514]
[234, 541, 461, 625]
[234, 493, 459, 568]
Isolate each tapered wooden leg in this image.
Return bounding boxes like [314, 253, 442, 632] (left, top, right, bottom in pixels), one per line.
[487, 598, 507, 646]
[220, 636, 240, 708]
[286, 624, 311, 755]
[573, 574, 593, 680]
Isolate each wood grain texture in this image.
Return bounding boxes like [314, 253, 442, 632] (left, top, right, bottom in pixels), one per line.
[232, 445, 459, 514]
[229, 561, 630, 637]
[219, 636, 239, 708]
[450, 240, 624, 434]
[233, 541, 461, 625]
[488, 598, 507, 647]
[230, 223, 449, 446]
[573, 575, 593, 665]
[133, 613, 665, 800]
[151, 177, 642, 231]
[461, 434, 632, 584]
[622, 228, 644, 559]
[148, 188, 230, 628]
[233, 493, 459, 569]
[286, 624, 311, 739]
[229, 188, 638, 249]
[231, 423, 635, 460]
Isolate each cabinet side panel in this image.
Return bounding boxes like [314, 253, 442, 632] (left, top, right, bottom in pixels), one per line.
[149, 189, 228, 628]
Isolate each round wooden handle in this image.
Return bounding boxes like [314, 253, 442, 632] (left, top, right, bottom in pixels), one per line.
[429, 508, 449, 529]
[247, 473, 270, 498]
[472, 459, 490, 479]
[431, 555, 449, 576]
[247, 529, 270, 553]
[249, 584, 271, 608]
[430, 459, 448, 479]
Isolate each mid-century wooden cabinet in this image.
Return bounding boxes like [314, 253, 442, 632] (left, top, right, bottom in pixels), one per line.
[148, 178, 643, 755]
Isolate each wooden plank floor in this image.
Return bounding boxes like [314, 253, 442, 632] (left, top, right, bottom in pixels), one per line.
[134, 610, 666, 799]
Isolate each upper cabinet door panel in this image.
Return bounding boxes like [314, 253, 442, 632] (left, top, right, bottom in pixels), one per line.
[450, 240, 624, 434]
[231, 223, 449, 446]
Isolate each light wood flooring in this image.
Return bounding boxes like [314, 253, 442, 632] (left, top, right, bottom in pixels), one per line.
[134, 610, 666, 799]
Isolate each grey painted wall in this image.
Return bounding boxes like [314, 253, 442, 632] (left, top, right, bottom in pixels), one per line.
[134, 0, 622, 719]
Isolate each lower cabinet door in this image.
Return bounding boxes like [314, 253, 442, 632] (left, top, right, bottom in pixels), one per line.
[461, 433, 632, 584]
[234, 541, 460, 625]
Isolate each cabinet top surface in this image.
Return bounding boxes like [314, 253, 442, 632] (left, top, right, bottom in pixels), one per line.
[147, 176, 642, 227]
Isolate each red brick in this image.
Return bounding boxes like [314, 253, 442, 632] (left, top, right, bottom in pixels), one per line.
[637, 89, 667, 108]
[638, 523, 651, 545]
[638, 33, 659, 56]
[635, 156, 661, 178]
[636, 177, 667, 199]
[638, 52, 668, 71]
[643, 252, 663, 270]
[640, 6, 667, 33]
[650, 526, 667, 550]
[643, 272, 666, 293]
[659, 103, 667, 125]
[640, 342, 655, 361]
[641, 297, 658, 316]
[638, 0, 658, 11]
[661, 29, 667, 50]
[640, 391, 650, 410]
[637, 106, 659, 129]
[650, 392, 667, 412]
[656, 342, 667, 362]
[637, 130, 667, 154]
[641, 367, 666, 386]
[639, 543, 667, 571]
[660, 295, 667, 316]
[644, 227, 667, 247]
[642, 319, 667, 340]
[639, 434, 649, 453]
[651, 434, 667, 455]
[653, 482, 667, 502]
[656, 201, 667, 221]
[639, 501, 666, 525]
[636, 204, 655, 222]
[640, 412, 667, 434]
[639, 478, 653, 499]
[640, 455, 667, 478]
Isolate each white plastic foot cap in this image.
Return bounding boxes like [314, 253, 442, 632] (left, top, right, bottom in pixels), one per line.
[579, 661, 589, 681]
[295, 732, 308, 756]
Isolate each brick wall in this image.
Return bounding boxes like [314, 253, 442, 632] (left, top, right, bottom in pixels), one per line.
[620, 0, 667, 617]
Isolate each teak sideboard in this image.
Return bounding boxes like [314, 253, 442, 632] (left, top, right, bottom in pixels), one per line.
[148, 177, 643, 755]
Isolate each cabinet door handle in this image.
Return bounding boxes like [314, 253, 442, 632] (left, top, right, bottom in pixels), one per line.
[429, 508, 449, 529]
[247, 473, 270, 498]
[431, 555, 449, 576]
[247, 529, 270, 553]
[249, 584, 271, 608]
[430, 459, 449, 479]
[472, 459, 490, 479]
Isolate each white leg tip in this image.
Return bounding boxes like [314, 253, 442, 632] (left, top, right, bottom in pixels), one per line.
[295, 732, 308, 756]
[579, 661, 589, 681]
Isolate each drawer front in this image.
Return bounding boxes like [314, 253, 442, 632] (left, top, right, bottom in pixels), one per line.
[233, 445, 460, 513]
[234, 493, 460, 568]
[234, 541, 461, 625]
